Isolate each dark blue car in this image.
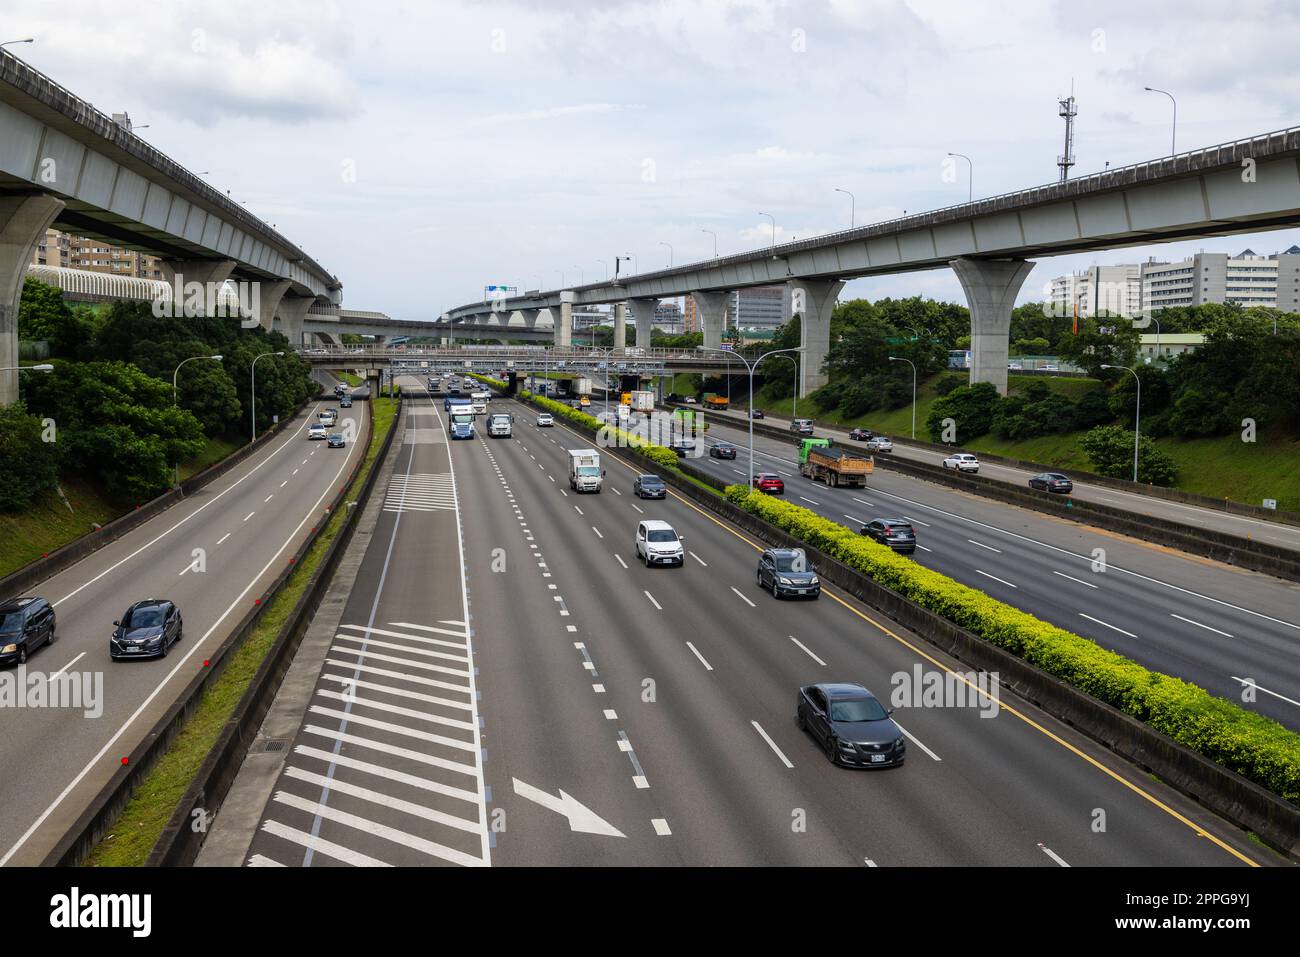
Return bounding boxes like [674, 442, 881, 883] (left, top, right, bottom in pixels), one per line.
[111, 599, 183, 660]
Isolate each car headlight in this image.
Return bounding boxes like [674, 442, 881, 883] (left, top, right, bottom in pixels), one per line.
[809, 576, 819, 585]
[1, 643, 16, 654]
[778, 577, 793, 585]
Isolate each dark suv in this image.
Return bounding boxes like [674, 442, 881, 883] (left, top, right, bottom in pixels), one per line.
[756, 548, 821, 599]
[633, 474, 667, 499]
[0, 597, 56, 666]
[111, 599, 183, 660]
[860, 519, 917, 553]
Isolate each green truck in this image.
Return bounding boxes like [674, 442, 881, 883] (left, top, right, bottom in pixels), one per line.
[797, 437, 873, 488]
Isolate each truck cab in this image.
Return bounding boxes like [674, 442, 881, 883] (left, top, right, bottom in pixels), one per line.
[487, 412, 513, 438]
[449, 411, 476, 440]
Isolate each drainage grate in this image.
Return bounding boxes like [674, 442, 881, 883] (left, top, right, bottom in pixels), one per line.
[254, 738, 291, 754]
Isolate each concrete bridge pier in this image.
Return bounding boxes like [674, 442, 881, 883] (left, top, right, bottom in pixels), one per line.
[613, 302, 627, 349]
[788, 278, 844, 397]
[276, 294, 315, 347]
[552, 301, 572, 347]
[254, 280, 291, 332]
[1, 194, 65, 404]
[159, 258, 236, 289]
[629, 298, 658, 349]
[951, 257, 1034, 396]
[519, 308, 541, 329]
[691, 291, 730, 351]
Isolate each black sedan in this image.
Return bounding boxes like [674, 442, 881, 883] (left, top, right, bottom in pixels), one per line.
[849, 427, 873, 441]
[111, 599, 183, 660]
[327, 433, 346, 448]
[709, 442, 737, 459]
[797, 683, 905, 768]
[670, 439, 698, 457]
[633, 474, 667, 499]
[1028, 472, 1073, 493]
[860, 518, 917, 553]
[749, 409, 765, 419]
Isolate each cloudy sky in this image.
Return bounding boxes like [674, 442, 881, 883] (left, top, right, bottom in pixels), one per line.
[8, 0, 1300, 318]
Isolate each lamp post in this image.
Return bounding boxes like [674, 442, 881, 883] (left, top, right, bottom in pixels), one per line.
[947, 152, 973, 202]
[1, 38, 35, 49]
[1144, 86, 1177, 156]
[760, 352, 799, 421]
[888, 356, 917, 439]
[1101, 364, 1141, 482]
[700, 228, 718, 258]
[251, 350, 284, 444]
[835, 187, 856, 227]
[573, 265, 584, 286]
[758, 212, 776, 252]
[658, 242, 673, 268]
[697, 345, 803, 481]
[172, 354, 223, 485]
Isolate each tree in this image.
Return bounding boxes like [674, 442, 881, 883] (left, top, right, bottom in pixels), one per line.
[0, 402, 60, 510]
[1080, 425, 1179, 485]
[17, 277, 97, 358]
[926, 382, 1000, 443]
[1054, 317, 1140, 377]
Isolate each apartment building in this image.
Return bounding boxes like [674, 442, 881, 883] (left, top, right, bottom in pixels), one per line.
[30, 228, 164, 279]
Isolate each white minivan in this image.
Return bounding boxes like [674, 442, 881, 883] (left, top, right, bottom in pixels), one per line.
[635, 520, 685, 567]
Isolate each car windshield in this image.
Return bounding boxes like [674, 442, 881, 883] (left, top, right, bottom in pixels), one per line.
[641, 477, 663, 486]
[452, 414, 473, 424]
[830, 697, 889, 722]
[774, 555, 804, 572]
[125, 607, 164, 629]
[577, 466, 600, 476]
[647, 530, 677, 543]
[0, 612, 23, 633]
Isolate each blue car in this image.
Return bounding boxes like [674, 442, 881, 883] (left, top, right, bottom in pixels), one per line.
[111, 599, 182, 660]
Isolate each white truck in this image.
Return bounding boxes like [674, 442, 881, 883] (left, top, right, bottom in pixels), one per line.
[487, 412, 513, 438]
[470, 389, 491, 414]
[630, 390, 656, 412]
[567, 449, 603, 493]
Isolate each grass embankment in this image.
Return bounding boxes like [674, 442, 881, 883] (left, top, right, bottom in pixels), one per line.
[85, 397, 398, 866]
[1, 435, 266, 579]
[335, 371, 364, 388]
[750, 373, 1300, 510]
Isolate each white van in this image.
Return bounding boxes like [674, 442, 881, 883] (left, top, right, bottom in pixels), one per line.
[635, 520, 685, 567]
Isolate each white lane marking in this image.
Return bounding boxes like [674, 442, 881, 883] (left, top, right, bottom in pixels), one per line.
[549, 474, 555, 482]
[265, 494, 274, 503]
[788, 636, 825, 666]
[294, 744, 477, 803]
[0, 416, 364, 867]
[903, 515, 931, 527]
[730, 586, 756, 608]
[652, 819, 672, 836]
[1052, 570, 1098, 589]
[285, 766, 480, 834]
[51, 652, 85, 679]
[632, 775, 648, 789]
[317, 675, 471, 714]
[686, 642, 714, 671]
[603, 709, 618, 720]
[293, 469, 299, 475]
[560, 489, 568, 496]
[631, 503, 644, 514]
[243, 511, 256, 522]
[1229, 676, 1300, 709]
[852, 497, 876, 507]
[592, 526, 604, 539]
[247, 853, 285, 867]
[280, 480, 287, 488]
[1079, 613, 1138, 639]
[751, 720, 794, 769]
[975, 569, 1017, 588]
[644, 590, 662, 610]
[799, 496, 821, 506]
[611, 488, 622, 496]
[615, 554, 628, 569]
[1171, 613, 1233, 638]
[260, 819, 391, 868]
[617, 738, 633, 752]
[385, 621, 470, 640]
[216, 531, 232, 546]
[574, 505, 584, 515]
[915, 544, 933, 552]
[689, 551, 708, 567]
[967, 539, 1001, 553]
[893, 720, 941, 761]
[1038, 843, 1070, 867]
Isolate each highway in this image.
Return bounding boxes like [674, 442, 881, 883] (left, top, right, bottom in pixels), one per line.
[693, 400, 1300, 551]
[227, 381, 1269, 866]
[673, 413, 1300, 731]
[0, 380, 369, 866]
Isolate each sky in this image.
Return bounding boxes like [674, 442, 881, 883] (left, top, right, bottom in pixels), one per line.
[6, 0, 1300, 319]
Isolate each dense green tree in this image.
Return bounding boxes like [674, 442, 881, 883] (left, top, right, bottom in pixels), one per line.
[926, 382, 1000, 444]
[0, 402, 60, 511]
[1080, 425, 1179, 485]
[1054, 317, 1140, 377]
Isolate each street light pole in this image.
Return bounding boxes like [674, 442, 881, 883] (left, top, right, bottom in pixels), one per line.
[758, 212, 776, 253]
[1144, 86, 1177, 156]
[834, 187, 855, 227]
[172, 354, 223, 486]
[700, 228, 718, 258]
[698, 345, 802, 482]
[888, 356, 917, 439]
[760, 353, 798, 420]
[1102, 364, 1141, 482]
[597, 259, 608, 281]
[251, 350, 284, 444]
[947, 152, 973, 202]
[659, 242, 673, 268]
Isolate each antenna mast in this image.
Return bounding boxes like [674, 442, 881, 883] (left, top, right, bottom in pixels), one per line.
[1057, 83, 1077, 182]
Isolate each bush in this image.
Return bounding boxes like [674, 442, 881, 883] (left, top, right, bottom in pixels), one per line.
[926, 381, 1000, 443]
[933, 373, 965, 396]
[0, 403, 60, 510]
[721, 484, 1300, 803]
[1079, 425, 1179, 485]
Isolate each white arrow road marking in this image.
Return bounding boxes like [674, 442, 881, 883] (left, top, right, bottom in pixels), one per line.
[511, 778, 625, 837]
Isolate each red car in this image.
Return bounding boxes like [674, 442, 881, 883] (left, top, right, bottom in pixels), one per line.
[753, 473, 785, 494]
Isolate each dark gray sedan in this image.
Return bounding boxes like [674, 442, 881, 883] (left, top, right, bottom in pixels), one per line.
[797, 683, 905, 768]
[111, 599, 183, 660]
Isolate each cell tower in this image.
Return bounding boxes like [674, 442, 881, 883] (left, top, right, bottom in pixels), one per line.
[1057, 85, 1077, 182]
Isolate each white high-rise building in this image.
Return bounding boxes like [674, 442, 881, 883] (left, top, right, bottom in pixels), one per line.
[1049, 264, 1142, 318]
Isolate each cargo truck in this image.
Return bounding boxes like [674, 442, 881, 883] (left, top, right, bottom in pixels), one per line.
[798, 438, 873, 488]
[567, 449, 603, 493]
[631, 390, 656, 412]
[703, 393, 729, 410]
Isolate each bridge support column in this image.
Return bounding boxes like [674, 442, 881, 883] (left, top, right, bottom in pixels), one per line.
[159, 258, 236, 288]
[552, 302, 572, 347]
[254, 280, 291, 332]
[613, 302, 627, 350]
[691, 291, 730, 351]
[951, 257, 1034, 396]
[519, 308, 541, 329]
[276, 294, 315, 347]
[629, 298, 658, 349]
[1, 194, 65, 404]
[788, 278, 844, 397]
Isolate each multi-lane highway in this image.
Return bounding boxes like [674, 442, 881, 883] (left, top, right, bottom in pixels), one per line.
[0, 381, 369, 866]
[218, 381, 1272, 867]
[677, 414, 1300, 731]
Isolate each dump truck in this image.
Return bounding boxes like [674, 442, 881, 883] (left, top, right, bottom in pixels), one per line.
[703, 393, 729, 410]
[798, 437, 873, 488]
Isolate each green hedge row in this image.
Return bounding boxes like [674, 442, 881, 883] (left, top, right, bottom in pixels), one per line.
[721, 483, 1300, 803]
[468, 374, 680, 469]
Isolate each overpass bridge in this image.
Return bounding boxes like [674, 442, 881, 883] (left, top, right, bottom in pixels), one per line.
[441, 125, 1300, 396]
[1, 49, 342, 401]
[297, 344, 738, 378]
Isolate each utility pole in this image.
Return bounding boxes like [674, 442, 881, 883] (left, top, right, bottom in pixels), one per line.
[1057, 86, 1077, 182]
